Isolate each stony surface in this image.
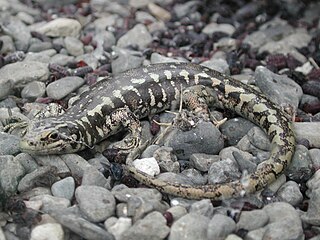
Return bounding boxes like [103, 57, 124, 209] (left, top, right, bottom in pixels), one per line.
[0, 0, 320, 239]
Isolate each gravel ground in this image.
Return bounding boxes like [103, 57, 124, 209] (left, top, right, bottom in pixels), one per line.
[0, 0, 320, 239]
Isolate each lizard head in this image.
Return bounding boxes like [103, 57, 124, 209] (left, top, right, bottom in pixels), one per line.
[19, 119, 85, 155]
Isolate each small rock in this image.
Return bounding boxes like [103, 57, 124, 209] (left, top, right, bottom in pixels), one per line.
[150, 53, 183, 64]
[201, 58, 230, 74]
[236, 209, 269, 231]
[49, 206, 113, 240]
[21, 81, 46, 100]
[208, 158, 241, 184]
[30, 223, 64, 240]
[82, 166, 111, 189]
[148, 3, 171, 22]
[0, 61, 49, 99]
[140, 144, 160, 158]
[121, 211, 170, 240]
[60, 154, 92, 178]
[117, 24, 152, 49]
[51, 177, 75, 201]
[220, 117, 256, 146]
[111, 47, 143, 74]
[132, 157, 160, 177]
[0, 132, 20, 155]
[263, 202, 303, 240]
[169, 213, 210, 240]
[164, 121, 224, 159]
[30, 195, 70, 213]
[154, 147, 179, 173]
[309, 148, 320, 171]
[207, 214, 236, 240]
[105, 217, 132, 240]
[15, 153, 38, 173]
[135, 11, 157, 23]
[18, 166, 58, 192]
[276, 181, 303, 206]
[129, 0, 152, 8]
[189, 153, 220, 172]
[0, 35, 15, 54]
[37, 18, 81, 37]
[301, 188, 320, 225]
[189, 199, 214, 218]
[64, 36, 84, 57]
[46, 76, 85, 100]
[254, 66, 303, 110]
[284, 145, 313, 183]
[75, 185, 116, 222]
[166, 205, 188, 221]
[180, 168, 207, 185]
[50, 53, 75, 66]
[33, 155, 70, 176]
[202, 22, 235, 35]
[306, 169, 320, 192]
[293, 122, 320, 148]
[0, 155, 25, 195]
[173, 1, 199, 18]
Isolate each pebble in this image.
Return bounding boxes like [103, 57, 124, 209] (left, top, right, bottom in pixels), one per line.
[30, 223, 64, 240]
[0, 61, 49, 99]
[75, 185, 115, 222]
[309, 148, 320, 170]
[254, 66, 303, 110]
[284, 145, 313, 182]
[164, 121, 224, 159]
[50, 53, 74, 66]
[189, 199, 214, 218]
[189, 153, 220, 172]
[276, 180, 303, 206]
[154, 147, 179, 173]
[236, 209, 269, 231]
[51, 177, 75, 201]
[200, 58, 230, 74]
[0, 35, 15, 54]
[0, 15, 31, 51]
[21, 81, 46, 100]
[33, 155, 70, 176]
[82, 165, 111, 189]
[135, 11, 157, 23]
[202, 22, 236, 36]
[17, 166, 58, 192]
[0, 132, 20, 155]
[208, 158, 241, 184]
[220, 117, 256, 146]
[132, 157, 160, 177]
[293, 122, 320, 148]
[207, 214, 236, 240]
[301, 188, 320, 225]
[117, 24, 152, 50]
[111, 47, 143, 74]
[104, 217, 131, 240]
[64, 36, 84, 56]
[37, 18, 82, 37]
[150, 52, 183, 64]
[15, 153, 38, 173]
[173, 1, 199, 18]
[49, 206, 114, 240]
[30, 194, 71, 213]
[169, 213, 210, 240]
[46, 76, 85, 100]
[0, 155, 25, 195]
[148, 3, 171, 22]
[166, 205, 188, 221]
[121, 211, 170, 240]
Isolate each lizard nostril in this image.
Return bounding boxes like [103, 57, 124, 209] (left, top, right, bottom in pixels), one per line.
[28, 141, 34, 146]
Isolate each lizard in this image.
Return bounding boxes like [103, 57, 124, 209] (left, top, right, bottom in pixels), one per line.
[16, 62, 295, 200]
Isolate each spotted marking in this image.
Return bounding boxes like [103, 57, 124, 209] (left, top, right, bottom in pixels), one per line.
[131, 78, 146, 84]
[194, 72, 210, 84]
[148, 88, 156, 106]
[101, 97, 115, 108]
[113, 89, 126, 103]
[164, 70, 172, 80]
[161, 87, 167, 102]
[179, 70, 189, 83]
[149, 73, 160, 82]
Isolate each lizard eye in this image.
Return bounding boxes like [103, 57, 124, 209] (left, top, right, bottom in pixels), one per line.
[48, 132, 59, 140]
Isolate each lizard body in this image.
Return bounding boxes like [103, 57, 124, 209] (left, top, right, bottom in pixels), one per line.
[19, 62, 295, 200]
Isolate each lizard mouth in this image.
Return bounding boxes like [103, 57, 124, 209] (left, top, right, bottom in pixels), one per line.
[19, 137, 70, 155]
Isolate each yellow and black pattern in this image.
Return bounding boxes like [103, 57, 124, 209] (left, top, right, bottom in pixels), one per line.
[19, 62, 295, 200]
